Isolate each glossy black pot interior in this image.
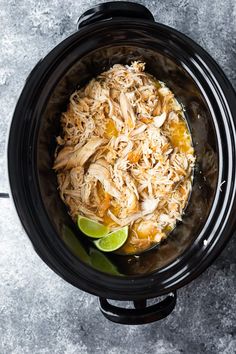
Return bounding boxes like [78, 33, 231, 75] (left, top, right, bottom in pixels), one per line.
[8, 2, 236, 324]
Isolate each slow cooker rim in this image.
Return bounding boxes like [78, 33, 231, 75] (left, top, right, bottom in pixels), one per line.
[8, 18, 236, 299]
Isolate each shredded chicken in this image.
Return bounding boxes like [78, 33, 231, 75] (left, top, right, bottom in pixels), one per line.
[87, 159, 121, 199]
[54, 62, 195, 254]
[54, 137, 105, 170]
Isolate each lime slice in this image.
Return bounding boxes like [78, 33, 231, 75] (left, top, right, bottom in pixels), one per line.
[94, 226, 128, 252]
[78, 215, 109, 238]
[62, 225, 90, 264]
[89, 248, 121, 275]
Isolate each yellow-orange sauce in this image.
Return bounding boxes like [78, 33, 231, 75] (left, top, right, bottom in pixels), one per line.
[105, 119, 118, 138]
[168, 117, 193, 154]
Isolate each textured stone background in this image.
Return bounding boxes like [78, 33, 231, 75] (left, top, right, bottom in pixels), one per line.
[0, 0, 236, 353]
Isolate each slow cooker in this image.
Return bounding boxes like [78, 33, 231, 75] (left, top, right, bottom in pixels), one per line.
[4, 2, 236, 324]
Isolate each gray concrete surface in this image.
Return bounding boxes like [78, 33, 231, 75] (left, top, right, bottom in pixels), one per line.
[0, 0, 236, 353]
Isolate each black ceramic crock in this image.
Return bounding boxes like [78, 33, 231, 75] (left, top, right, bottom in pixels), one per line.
[5, 2, 236, 324]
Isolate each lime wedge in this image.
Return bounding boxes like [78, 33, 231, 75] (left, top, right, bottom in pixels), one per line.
[62, 225, 90, 264]
[94, 226, 128, 252]
[78, 215, 109, 238]
[89, 248, 121, 275]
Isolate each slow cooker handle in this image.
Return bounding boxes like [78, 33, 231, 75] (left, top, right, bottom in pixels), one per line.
[0, 193, 9, 198]
[77, 1, 154, 29]
[99, 291, 177, 325]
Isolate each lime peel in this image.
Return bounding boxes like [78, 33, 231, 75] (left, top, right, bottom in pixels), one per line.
[78, 215, 109, 238]
[94, 226, 128, 252]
